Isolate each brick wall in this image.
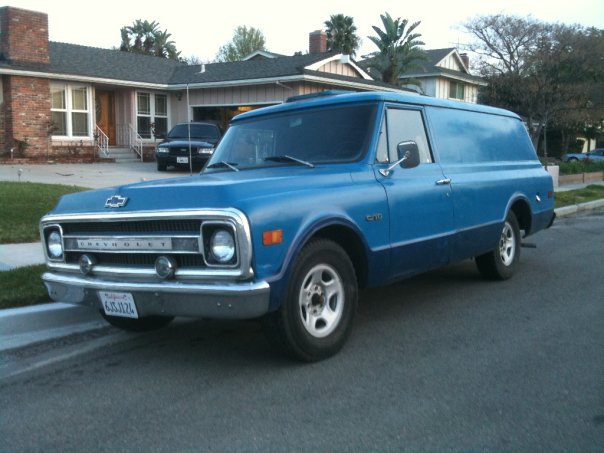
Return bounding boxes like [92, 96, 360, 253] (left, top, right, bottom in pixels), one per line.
[0, 7, 51, 160]
[3, 75, 51, 159]
[0, 7, 49, 64]
[309, 30, 327, 54]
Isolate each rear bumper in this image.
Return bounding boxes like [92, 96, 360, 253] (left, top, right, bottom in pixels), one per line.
[42, 272, 270, 320]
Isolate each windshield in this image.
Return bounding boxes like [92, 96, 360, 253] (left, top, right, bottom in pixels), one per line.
[167, 123, 220, 140]
[205, 103, 377, 171]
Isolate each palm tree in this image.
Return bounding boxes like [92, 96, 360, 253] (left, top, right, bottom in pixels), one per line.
[119, 20, 181, 61]
[367, 13, 426, 85]
[131, 19, 160, 54]
[324, 14, 361, 56]
[153, 30, 180, 60]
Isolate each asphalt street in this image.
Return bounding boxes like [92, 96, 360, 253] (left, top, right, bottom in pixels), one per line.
[0, 209, 602, 452]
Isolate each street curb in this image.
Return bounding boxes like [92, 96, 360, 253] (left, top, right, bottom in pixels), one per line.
[554, 198, 604, 218]
[0, 302, 105, 352]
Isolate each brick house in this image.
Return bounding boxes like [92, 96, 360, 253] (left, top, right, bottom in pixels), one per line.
[0, 7, 406, 163]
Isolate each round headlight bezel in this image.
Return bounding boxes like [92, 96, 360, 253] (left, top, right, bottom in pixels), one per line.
[209, 229, 236, 264]
[46, 229, 64, 260]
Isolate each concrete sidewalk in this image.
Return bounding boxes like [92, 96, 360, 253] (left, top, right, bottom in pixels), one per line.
[0, 242, 45, 271]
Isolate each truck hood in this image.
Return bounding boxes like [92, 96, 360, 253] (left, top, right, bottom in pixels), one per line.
[47, 166, 362, 216]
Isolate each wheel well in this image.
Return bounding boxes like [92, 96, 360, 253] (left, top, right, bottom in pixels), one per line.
[511, 199, 532, 235]
[312, 225, 368, 289]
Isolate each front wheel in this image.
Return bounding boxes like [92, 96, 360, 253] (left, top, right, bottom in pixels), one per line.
[263, 239, 358, 362]
[475, 211, 521, 280]
[100, 312, 174, 332]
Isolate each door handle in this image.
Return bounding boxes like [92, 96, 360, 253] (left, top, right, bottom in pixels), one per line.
[435, 178, 451, 186]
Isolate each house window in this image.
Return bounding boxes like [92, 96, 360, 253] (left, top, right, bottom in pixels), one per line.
[137, 92, 168, 139]
[51, 83, 91, 137]
[449, 81, 465, 100]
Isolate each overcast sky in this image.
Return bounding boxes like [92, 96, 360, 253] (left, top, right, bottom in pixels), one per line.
[8, 0, 604, 62]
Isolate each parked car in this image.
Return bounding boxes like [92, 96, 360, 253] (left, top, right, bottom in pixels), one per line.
[40, 91, 555, 361]
[155, 122, 221, 171]
[561, 148, 604, 162]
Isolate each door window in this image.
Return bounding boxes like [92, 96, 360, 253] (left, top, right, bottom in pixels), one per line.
[381, 108, 433, 164]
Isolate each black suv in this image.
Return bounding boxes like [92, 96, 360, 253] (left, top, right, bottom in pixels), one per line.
[155, 122, 221, 171]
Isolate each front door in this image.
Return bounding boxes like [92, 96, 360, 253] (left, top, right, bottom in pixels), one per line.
[375, 107, 455, 280]
[95, 90, 116, 145]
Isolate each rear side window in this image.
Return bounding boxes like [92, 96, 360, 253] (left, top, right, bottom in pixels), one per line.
[426, 107, 537, 164]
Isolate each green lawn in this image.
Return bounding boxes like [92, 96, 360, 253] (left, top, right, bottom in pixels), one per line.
[555, 184, 604, 208]
[0, 181, 88, 243]
[0, 264, 49, 309]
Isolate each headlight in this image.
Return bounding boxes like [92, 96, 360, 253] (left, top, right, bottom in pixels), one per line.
[156, 146, 169, 153]
[47, 230, 64, 259]
[210, 229, 235, 263]
[198, 148, 214, 155]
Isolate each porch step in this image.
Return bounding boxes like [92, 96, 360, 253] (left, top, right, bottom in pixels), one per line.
[102, 147, 141, 163]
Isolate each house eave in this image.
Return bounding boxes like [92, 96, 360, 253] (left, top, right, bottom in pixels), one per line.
[305, 54, 373, 80]
[0, 67, 404, 92]
[404, 71, 487, 86]
[0, 68, 170, 89]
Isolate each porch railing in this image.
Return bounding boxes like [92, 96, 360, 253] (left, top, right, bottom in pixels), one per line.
[116, 124, 144, 161]
[95, 125, 109, 158]
[128, 124, 144, 161]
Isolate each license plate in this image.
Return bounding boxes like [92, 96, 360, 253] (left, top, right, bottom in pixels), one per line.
[177, 156, 189, 164]
[99, 291, 139, 319]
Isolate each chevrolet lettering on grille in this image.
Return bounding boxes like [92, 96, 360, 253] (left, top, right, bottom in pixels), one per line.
[75, 238, 173, 251]
[105, 195, 129, 208]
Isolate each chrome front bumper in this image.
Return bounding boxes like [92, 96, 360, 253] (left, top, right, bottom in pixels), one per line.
[42, 272, 271, 320]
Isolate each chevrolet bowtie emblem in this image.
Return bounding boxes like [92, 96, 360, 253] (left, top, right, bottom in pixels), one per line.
[105, 195, 129, 208]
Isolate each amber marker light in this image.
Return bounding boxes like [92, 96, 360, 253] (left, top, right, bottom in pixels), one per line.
[263, 229, 283, 246]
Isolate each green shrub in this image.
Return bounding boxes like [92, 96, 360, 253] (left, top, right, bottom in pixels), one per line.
[558, 160, 604, 175]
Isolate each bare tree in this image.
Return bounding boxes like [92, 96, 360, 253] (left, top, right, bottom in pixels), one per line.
[464, 15, 604, 153]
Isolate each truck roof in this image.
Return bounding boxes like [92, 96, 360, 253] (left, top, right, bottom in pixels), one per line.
[233, 90, 521, 123]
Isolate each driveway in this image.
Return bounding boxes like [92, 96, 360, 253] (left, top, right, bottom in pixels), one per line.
[0, 162, 195, 189]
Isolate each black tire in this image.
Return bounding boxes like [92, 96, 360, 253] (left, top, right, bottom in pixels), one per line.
[475, 211, 521, 280]
[567, 157, 579, 162]
[263, 239, 358, 362]
[157, 162, 167, 171]
[100, 312, 174, 332]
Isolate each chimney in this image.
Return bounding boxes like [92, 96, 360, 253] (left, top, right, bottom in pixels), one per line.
[0, 7, 49, 65]
[459, 53, 470, 70]
[309, 30, 327, 54]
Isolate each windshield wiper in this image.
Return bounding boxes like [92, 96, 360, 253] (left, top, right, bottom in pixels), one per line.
[206, 161, 239, 172]
[264, 155, 315, 168]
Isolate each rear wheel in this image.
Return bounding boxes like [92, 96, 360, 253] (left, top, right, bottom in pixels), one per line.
[263, 239, 358, 362]
[100, 312, 174, 332]
[475, 211, 521, 280]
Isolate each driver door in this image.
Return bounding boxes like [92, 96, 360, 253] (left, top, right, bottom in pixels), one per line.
[374, 107, 455, 280]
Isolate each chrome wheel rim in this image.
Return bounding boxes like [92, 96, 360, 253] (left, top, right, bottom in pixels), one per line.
[499, 221, 516, 266]
[298, 264, 344, 338]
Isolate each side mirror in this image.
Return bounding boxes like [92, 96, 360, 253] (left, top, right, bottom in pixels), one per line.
[397, 141, 420, 169]
[379, 141, 421, 176]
